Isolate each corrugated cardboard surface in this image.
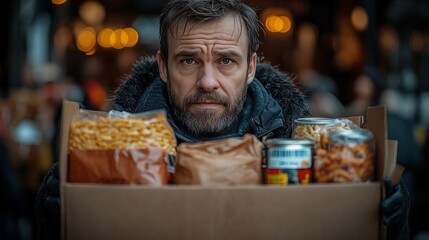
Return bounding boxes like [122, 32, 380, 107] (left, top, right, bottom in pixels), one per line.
[60, 100, 397, 240]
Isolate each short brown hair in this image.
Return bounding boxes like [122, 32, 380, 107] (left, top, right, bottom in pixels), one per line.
[159, 0, 262, 62]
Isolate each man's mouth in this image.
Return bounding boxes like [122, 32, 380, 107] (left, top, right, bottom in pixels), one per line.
[192, 101, 223, 110]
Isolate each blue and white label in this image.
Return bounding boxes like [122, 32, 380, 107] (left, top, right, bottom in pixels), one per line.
[268, 147, 312, 169]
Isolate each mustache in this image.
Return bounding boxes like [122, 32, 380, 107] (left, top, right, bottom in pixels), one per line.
[185, 92, 229, 106]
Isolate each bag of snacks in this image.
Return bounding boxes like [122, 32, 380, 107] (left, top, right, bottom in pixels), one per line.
[68, 109, 177, 185]
[174, 134, 263, 185]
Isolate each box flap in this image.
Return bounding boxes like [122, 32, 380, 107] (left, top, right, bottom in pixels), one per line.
[60, 100, 80, 240]
[385, 140, 403, 185]
[365, 105, 387, 181]
[60, 100, 79, 183]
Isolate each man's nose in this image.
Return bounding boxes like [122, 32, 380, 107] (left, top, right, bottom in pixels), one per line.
[197, 65, 220, 92]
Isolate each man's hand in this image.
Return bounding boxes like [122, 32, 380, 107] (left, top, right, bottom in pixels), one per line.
[44, 161, 60, 216]
[381, 177, 404, 228]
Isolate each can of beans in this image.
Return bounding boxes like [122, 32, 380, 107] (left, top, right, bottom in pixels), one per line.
[264, 139, 313, 185]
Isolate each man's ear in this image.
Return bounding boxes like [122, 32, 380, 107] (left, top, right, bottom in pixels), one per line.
[157, 51, 167, 83]
[246, 52, 257, 85]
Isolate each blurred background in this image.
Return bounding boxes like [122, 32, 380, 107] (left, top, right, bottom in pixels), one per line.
[0, 0, 428, 239]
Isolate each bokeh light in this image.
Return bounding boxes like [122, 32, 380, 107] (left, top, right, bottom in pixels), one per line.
[52, 0, 67, 5]
[96, 27, 139, 50]
[410, 31, 425, 52]
[297, 23, 317, 51]
[110, 29, 128, 49]
[77, 27, 97, 53]
[123, 28, 139, 47]
[85, 47, 97, 55]
[261, 8, 293, 34]
[378, 26, 398, 53]
[265, 15, 292, 33]
[351, 6, 368, 31]
[279, 16, 292, 33]
[79, 1, 106, 26]
[97, 28, 114, 48]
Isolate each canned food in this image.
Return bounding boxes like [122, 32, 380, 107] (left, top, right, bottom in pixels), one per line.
[293, 118, 335, 149]
[264, 139, 313, 185]
[314, 129, 375, 183]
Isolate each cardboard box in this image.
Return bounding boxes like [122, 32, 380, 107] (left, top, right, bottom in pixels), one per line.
[60, 100, 401, 240]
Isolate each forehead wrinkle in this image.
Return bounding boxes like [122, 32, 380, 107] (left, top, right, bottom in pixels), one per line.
[171, 14, 244, 43]
[175, 40, 242, 57]
[212, 49, 242, 58]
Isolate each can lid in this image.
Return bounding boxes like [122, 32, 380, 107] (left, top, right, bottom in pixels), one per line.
[294, 117, 335, 125]
[328, 129, 373, 144]
[265, 138, 314, 147]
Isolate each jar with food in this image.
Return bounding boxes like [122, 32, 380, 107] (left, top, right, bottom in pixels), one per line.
[318, 119, 360, 149]
[292, 118, 335, 149]
[314, 129, 375, 183]
[264, 139, 313, 185]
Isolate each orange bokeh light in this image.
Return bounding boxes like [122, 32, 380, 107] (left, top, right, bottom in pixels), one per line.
[110, 29, 128, 49]
[123, 28, 139, 47]
[52, 0, 67, 5]
[98, 28, 114, 48]
[77, 27, 96, 53]
[265, 15, 292, 33]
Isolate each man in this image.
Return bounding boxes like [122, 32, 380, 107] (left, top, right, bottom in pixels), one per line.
[35, 0, 408, 239]
[113, 1, 307, 142]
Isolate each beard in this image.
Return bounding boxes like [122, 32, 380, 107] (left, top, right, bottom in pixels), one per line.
[167, 80, 248, 136]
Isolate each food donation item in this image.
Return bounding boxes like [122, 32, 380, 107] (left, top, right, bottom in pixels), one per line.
[314, 129, 374, 183]
[319, 119, 359, 149]
[175, 134, 263, 185]
[68, 109, 176, 185]
[264, 139, 313, 185]
[292, 118, 335, 149]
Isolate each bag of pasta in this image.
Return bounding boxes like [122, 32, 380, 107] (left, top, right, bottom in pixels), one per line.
[174, 134, 263, 185]
[68, 109, 176, 185]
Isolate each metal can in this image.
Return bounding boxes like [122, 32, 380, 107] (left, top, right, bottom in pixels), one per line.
[264, 139, 313, 185]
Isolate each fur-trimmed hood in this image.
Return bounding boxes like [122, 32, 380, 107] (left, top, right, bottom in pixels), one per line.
[112, 56, 309, 139]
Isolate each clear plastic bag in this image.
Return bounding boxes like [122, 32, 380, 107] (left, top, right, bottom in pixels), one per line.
[68, 109, 176, 185]
[319, 118, 360, 150]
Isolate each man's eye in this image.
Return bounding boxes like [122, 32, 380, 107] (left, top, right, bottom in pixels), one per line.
[220, 58, 233, 65]
[182, 59, 196, 65]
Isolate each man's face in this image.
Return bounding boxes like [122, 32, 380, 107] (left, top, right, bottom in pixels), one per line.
[157, 15, 257, 135]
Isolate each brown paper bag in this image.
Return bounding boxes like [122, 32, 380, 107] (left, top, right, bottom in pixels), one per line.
[175, 134, 263, 185]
